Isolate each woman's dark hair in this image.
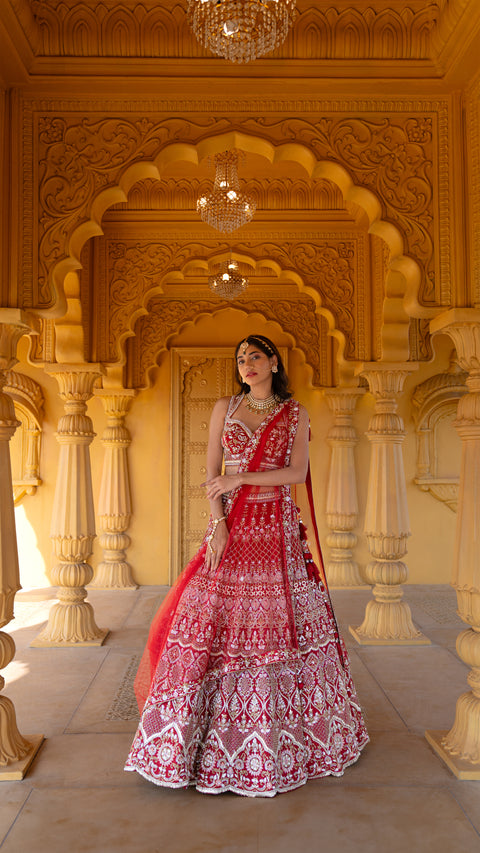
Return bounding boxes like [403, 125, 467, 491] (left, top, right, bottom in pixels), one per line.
[234, 334, 292, 400]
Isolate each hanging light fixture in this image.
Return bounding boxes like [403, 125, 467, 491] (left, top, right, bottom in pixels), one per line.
[197, 150, 256, 233]
[209, 257, 249, 299]
[187, 0, 296, 64]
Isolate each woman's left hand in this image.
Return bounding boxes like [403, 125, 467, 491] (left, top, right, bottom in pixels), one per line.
[202, 473, 242, 500]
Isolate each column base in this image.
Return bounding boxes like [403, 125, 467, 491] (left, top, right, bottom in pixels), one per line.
[349, 625, 431, 645]
[0, 734, 44, 781]
[425, 730, 480, 780]
[31, 628, 109, 648]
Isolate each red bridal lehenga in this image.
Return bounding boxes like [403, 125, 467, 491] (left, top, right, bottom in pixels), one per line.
[125, 396, 369, 796]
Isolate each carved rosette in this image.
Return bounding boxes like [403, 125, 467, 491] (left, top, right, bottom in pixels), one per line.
[324, 387, 367, 587]
[350, 364, 429, 645]
[32, 366, 108, 647]
[0, 318, 43, 774]
[90, 389, 137, 590]
[426, 310, 480, 777]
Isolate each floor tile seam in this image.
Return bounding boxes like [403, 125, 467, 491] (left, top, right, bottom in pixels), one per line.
[347, 650, 410, 732]
[441, 787, 480, 840]
[0, 787, 35, 851]
[62, 646, 115, 734]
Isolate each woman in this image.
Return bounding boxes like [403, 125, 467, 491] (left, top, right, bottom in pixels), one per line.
[125, 334, 368, 796]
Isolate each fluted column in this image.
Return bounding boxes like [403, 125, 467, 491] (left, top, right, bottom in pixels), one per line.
[32, 366, 108, 647]
[0, 316, 43, 778]
[350, 364, 429, 645]
[89, 389, 137, 590]
[426, 310, 480, 778]
[324, 387, 367, 588]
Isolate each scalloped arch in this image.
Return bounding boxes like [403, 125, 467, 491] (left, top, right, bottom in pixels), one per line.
[130, 303, 329, 392]
[51, 130, 422, 365]
[109, 247, 348, 375]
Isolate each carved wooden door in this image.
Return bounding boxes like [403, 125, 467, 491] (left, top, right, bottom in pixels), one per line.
[170, 348, 236, 583]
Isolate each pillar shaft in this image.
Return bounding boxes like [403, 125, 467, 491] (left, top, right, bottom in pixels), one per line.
[324, 387, 366, 587]
[0, 315, 43, 778]
[32, 366, 108, 647]
[349, 364, 429, 645]
[90, 389, 137, 590]
[426, 310, 480, 777]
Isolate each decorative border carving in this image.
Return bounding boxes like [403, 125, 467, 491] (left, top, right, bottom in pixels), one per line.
[19, 100, 450, 317]
[28, 1, 443, 61]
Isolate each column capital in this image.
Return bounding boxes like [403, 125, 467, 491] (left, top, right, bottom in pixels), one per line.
[94, 388, 137, 419]
[323, 386, 366, 415]
[430, 309, 480, 374]
[355, 362, 418, 397]
[45, 364, 104, 401]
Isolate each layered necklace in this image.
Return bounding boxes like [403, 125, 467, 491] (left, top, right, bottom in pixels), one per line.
[245, 391, 280, 415]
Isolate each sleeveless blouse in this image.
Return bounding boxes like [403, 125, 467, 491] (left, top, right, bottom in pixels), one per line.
[222, 394, 287, 470]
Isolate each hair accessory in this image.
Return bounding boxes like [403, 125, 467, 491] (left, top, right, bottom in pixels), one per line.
[249, 336, 275, 355]
[240, 339, 249, 354]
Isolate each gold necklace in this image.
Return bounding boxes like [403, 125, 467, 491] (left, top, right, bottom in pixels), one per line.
[245, 391, 279, 415]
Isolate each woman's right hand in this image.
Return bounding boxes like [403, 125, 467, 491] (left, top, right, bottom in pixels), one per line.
[205, 520, 229, 570]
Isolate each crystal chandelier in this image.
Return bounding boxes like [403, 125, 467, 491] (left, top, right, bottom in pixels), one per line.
[187, 0, 297, 64]
[209, 258, 249, 299]
[197, 150, 256, 234]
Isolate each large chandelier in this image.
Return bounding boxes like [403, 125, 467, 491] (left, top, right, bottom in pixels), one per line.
[197, 150, 256, 233]
[209, 258, 249, 299]
[187, 0, 297, 64]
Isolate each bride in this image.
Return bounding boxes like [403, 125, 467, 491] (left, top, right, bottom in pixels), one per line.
[125, 333, 368, 796]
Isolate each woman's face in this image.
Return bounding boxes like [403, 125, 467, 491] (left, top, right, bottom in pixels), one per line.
[236, 343, 276, 389]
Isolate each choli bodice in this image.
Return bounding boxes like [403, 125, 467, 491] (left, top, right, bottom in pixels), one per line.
[222, 395, 291, 470]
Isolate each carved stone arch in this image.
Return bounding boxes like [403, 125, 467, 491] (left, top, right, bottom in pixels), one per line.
[103, 7, 140, 55]
[411, 362, 468, 511]
[336, 10, 370, 58]
[126, 299, 334, 392]
[4, 370, 44, 504]
[100, 243, 348, 379]
[373, 15, 403, 58]
[141, 8, 172, 56]
[39, 129, 424, 367]
[65, 7, 100, 55]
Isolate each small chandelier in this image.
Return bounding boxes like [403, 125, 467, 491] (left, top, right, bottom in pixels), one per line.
[187, 0, 297, 64]
[197, 150, 256, 234]
[209, 258, 249, 299]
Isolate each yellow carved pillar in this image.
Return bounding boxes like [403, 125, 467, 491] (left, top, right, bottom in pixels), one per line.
[426, 309, 480, 778]
[0, 315, 43, 779]
[89, 389, 137, 590]
[324, 387, 367, 588]
[32, 366, 108, 647]
[350, 364, 429, 645]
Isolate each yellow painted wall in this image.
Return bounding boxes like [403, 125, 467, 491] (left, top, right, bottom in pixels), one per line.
[12, 319, 458, 591]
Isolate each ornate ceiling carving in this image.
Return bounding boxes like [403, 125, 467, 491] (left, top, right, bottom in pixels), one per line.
[28, 1, 441, 61]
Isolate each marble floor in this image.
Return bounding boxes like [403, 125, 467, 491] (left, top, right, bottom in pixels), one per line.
[1, 584, 480, 853]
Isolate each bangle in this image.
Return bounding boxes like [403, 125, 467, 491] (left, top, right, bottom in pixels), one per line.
[211, 515, 227, 531]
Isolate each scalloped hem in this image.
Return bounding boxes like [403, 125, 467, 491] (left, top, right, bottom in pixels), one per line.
[124, 736, 369, 797]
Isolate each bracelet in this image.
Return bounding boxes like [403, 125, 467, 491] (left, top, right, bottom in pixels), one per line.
[206, 516, 227, 554]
